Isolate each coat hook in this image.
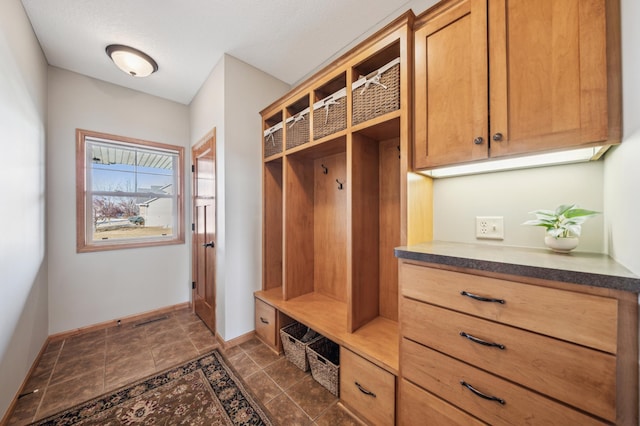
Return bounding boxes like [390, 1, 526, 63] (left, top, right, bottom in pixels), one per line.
[336, 179, 343, 190]
[321, 164, 328, 174]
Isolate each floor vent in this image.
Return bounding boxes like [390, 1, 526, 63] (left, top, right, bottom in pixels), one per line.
[133, 315, 169, 327]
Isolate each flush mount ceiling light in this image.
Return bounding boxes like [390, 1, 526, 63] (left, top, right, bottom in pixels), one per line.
[106, 44, 158, 77]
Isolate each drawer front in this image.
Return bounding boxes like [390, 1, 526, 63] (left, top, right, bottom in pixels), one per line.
[400, 262, 618, 353]
[340, 347, 395, 426]
[255, 298, 276, 347]
[401, 298, 616, 421]
[399, 379, 486, 426]
[401, 338, 604, 426]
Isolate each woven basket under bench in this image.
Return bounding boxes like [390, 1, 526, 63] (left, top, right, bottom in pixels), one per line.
[307, 337, 340, 396]
[280, 322, 321, 372]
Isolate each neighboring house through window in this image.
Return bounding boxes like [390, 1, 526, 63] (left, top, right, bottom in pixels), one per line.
[76, 129, 184, 252]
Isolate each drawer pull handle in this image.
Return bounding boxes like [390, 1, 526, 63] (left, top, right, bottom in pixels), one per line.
[460, 291, 505, 304]
[460, 380, 505, 405]
[259, 317, 269, 324]
[355, 382, 376, 398]
[460, 332, 505, 350]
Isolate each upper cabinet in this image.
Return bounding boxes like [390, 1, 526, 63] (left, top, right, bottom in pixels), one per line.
[413, 0, 621, 170]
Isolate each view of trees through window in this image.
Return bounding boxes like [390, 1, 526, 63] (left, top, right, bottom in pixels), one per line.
[89, 139, 177, 241]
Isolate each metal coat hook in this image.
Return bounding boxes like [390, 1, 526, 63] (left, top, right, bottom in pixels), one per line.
[321, 164, 328, 174]
[336, 179, 344, 190]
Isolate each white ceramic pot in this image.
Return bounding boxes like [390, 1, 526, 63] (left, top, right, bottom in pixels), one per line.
[544, 236, 579, 253]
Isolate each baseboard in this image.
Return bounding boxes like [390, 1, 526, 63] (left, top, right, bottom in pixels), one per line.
[2, 302, 191, 424]
[215, 330, 256, 349]
[48, 302, 190, 342]
[0, 337, 50, 426]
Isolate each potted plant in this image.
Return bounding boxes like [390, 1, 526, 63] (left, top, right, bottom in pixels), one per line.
[523, 204, 600, 253]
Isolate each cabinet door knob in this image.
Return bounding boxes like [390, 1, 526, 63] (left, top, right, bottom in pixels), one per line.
[260, 317, 269, 324]
[473, 137, 484, 145]
[492, 133, 503, 142]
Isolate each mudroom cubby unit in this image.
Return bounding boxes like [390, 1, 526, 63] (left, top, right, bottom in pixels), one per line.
[257, 12, 431, 422]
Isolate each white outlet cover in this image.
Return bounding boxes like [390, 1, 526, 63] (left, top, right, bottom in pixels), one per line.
[476, 216, 504, 240]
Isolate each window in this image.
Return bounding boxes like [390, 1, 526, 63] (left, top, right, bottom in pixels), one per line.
[76, 129, 184, 252]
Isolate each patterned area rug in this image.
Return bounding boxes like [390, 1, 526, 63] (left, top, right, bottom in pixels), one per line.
[31, 350, 272, 425]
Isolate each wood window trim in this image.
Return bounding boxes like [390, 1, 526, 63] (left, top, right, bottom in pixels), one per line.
[75, 129, 185, 253]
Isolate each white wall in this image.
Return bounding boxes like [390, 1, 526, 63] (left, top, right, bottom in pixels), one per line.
[190, 56, 227, 336]
[0, 0, 49, 418]
[47, 67, 191, 334]
[604, 0, 640, 277]
[432, 161, 605, 252]
[189, 54, 289, 341]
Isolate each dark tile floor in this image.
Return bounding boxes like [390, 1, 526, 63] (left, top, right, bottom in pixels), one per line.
[6, 308, 361, 425]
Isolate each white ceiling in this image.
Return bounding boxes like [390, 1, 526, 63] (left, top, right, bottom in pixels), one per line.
[20, 0, 417, 105]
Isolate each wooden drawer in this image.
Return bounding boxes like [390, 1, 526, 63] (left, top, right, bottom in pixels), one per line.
[400, 262, 618, 353]
[255, 298, 277, 347]
[340, 347, 395, 426]
[401, 338, 603, 425]
[399, 379, 485, 426]
[401, 297, 616, 421]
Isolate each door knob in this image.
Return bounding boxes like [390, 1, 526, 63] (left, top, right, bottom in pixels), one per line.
[473, 137, 484, 145]
[202, 241, 215, 248]
[492, 133, 503, 142]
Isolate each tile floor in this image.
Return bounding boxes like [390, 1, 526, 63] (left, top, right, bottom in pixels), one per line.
[6, 308, 361, 425]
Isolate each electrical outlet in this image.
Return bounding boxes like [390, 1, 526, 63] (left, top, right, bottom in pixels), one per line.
[476, 216, 504, 240]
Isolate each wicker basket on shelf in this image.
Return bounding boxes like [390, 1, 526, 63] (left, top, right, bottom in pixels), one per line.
[280, 322, 321, 372]
[313, 88, 347, 140]
[307, 337, 340, 396]
[352, 57, 400, 125]
[263, 122, 283, 158]
[285, 108, 310, 149]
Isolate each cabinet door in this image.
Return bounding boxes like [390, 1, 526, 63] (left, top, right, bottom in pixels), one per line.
[414, 0, 488, 169]
[489, 0, 614, 157]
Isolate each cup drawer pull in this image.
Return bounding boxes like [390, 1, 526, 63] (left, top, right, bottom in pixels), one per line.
[259, 317, 269, 324]
[355, 381, 376, 398]
[460, 290, 505, 304]
[459, 331, 505, 350]
[460, 380, 505, 405]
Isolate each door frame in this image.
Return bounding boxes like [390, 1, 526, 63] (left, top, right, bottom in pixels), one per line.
[192, 128, 217, 332]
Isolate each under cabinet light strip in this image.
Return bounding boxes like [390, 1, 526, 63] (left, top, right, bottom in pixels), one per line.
[420, 146, 608, 178]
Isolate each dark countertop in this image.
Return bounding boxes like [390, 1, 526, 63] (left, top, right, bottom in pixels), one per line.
[395, 241, 640, 293]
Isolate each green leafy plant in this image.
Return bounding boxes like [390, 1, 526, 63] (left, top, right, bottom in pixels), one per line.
[523, 204, 600, 238]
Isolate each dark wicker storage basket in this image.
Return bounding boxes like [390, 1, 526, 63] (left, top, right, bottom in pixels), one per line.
[263, 122, 283, 158]
[313, 88, 347, 140]
[280, 322, 321, 372]
[306, 337, 340, 396]
[352, 58, 400, 125]
[285, 108, 310, 149]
